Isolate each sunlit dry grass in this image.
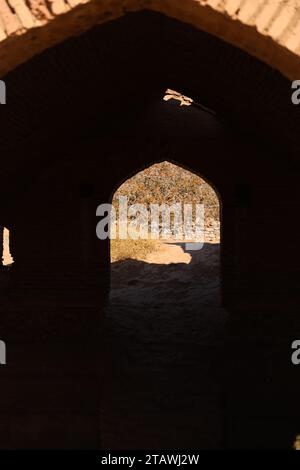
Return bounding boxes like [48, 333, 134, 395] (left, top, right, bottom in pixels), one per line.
[110, 236, 158, 262]
[111, 162, 220, 262]
[113, 161, 219, 223]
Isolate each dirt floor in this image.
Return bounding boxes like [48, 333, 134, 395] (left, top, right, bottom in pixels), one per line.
[103, 238, 229, 449]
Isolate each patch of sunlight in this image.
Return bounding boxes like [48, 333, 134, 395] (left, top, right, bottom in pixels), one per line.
[163, 89, 193, 106]
[3, 228, 13, 266]
[294, 435, 300, 450]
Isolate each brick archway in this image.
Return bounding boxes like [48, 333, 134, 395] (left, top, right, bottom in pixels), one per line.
[0, 0, 300, 79]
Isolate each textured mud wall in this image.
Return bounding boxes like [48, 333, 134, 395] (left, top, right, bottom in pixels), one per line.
[0, 8, 299, 450]
[0, 0, 299, 78]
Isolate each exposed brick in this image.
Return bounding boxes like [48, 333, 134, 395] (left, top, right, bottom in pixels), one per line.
[0, 0, 298, 78]
[47, 0, 69, 15]
[26, 0, 52, 22]
[8, 0, 36, 28]
[0, 0, 22, 35]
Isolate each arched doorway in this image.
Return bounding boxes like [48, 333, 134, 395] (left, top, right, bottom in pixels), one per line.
[103, 158, 228, 449]
[109, 159, 222, 316]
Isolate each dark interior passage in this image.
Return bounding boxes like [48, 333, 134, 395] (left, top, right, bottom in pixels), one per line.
[0, 10, 300, 449]
[103, 161, 224, 448]
[105, 248, 227, 448]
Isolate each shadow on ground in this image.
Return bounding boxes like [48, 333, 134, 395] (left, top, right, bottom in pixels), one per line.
[103, 242, 300, 449]
[103, 243, 226, 449]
